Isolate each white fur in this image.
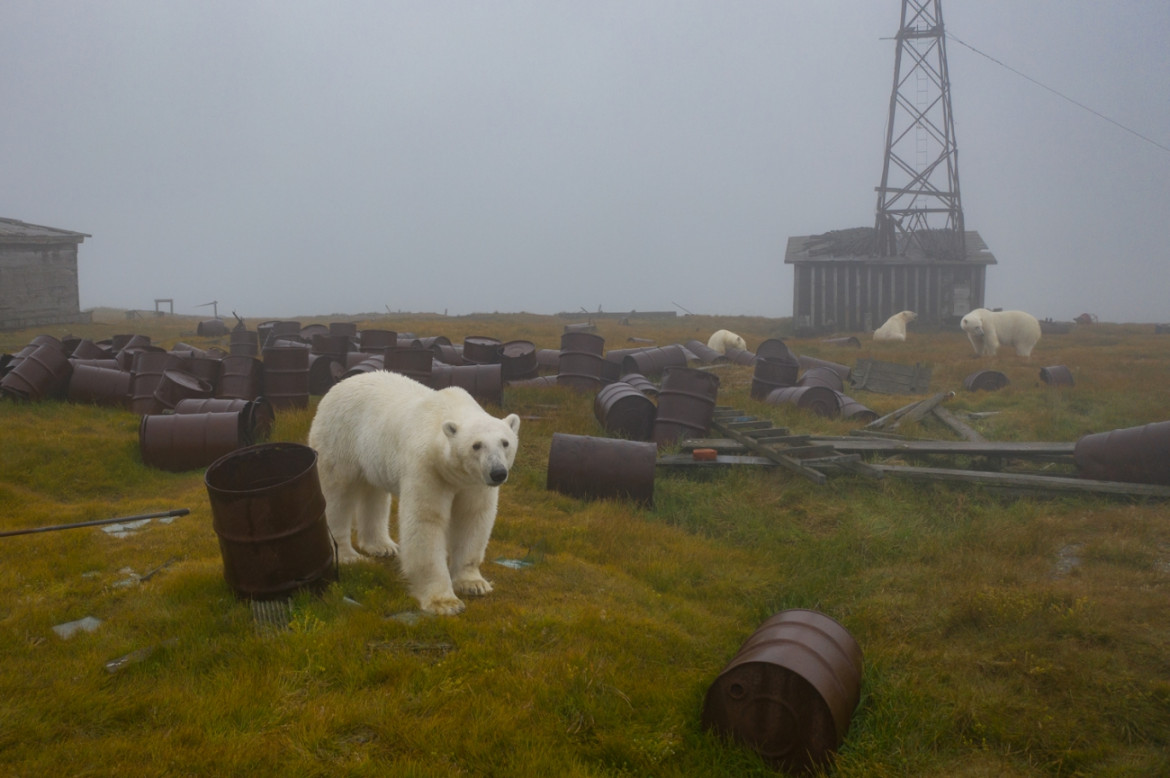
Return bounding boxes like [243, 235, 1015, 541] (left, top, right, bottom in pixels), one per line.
[307, 371, 520, 615]
[706, 329, 747, 354]
[873, 310, 917, 342]
[960, 308, 1042, 357]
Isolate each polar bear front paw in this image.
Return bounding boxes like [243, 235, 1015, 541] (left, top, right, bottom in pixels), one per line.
[420, 594, 466, 616]
[453, 575, 493, 597]
[356, 537, 399, 558]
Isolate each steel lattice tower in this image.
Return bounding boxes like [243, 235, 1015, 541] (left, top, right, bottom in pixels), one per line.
[874, 0, 965, 261]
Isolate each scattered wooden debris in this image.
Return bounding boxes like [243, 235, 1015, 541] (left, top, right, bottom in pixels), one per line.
[850, 358, 932, 394]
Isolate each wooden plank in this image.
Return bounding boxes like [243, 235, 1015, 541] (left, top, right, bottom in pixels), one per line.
[807, 438, 1076, 458]
[871, 464, 1170, 498]
[711, 417, 827, 484]
[889, 391, 954, 430]
[657, 454, 776, 469]
[931, 406, 986, 442]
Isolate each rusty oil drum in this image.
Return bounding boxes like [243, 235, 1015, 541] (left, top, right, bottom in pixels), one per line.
[1040, 365, 1075, 387]
[139, 411, 249, 472]
[751, 356, 800, 401]
[765, 386, 842, 418]
[702, 609, 864, 774]
[558, 331, 606, 393]
[1074, 420, 1170, 485]
[652, 367, 720, 448]
[0, 342, 73, 401]
[204, 442, 337, 600]
[593, 382, 656, 441]
[66, 363, 131, 408]
[546, 433, 656, 507]
[963, 369, 1010, 392]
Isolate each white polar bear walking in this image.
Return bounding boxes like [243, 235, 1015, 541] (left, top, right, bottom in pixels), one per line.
[307, 371, 521, 615]
[960, 308, 1042, 357]
[873, 310, 917, 342]
[706, 329, 747, 355]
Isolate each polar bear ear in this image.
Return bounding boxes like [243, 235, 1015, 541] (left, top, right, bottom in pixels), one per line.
[443, 421, 459, 439]
[504, 413, 521, 434]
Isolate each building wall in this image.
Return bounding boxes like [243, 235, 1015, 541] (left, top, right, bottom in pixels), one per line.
[792, 261, 986, 334]
[0, 244, 90, 330]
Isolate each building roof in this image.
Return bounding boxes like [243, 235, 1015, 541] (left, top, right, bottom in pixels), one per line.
[0, 217, 90, 245]
[785, 227, 995, 265]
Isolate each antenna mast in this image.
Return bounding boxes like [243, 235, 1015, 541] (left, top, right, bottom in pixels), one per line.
[875, 0, 965, 261]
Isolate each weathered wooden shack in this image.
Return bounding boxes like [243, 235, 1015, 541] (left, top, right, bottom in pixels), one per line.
[784, 227, 996, 335]
[0, 217, 91, 330]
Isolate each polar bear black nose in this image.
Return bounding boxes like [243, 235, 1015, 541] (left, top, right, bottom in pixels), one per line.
[489, 466, 508, 485]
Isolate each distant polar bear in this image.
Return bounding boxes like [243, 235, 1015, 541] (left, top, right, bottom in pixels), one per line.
[307, 371, 521, 615]
[873, 310, 917, 342]
[960, 307, 1042, 357]
[707, 329, 747, 354]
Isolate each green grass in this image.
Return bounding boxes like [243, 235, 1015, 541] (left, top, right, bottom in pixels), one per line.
[2, 311, 1169, 776]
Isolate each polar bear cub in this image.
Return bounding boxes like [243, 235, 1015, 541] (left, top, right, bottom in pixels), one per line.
[960, 308, 1042, 357]
[307, 371, 521, 615]
[873, 310, 917, 341]
[706, 329, 748, 354]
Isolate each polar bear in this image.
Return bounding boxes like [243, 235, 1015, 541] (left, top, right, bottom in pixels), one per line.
[706, 329, 747, 355]
[873, 310, 917, 341]
[307, 371, 521, 615]
[960, 308, 1042, 357]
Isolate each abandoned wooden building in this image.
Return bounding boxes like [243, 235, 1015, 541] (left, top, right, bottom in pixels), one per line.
[784, 227, 997, 334]
[0, 217, 91, 330]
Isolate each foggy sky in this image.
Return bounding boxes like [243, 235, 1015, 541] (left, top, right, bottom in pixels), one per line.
[2, 1, 1168, 322]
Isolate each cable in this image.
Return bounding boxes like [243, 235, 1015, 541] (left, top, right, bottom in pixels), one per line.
[947, 31, 1170, 156]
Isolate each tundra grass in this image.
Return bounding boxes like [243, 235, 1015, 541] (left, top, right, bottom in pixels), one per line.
[1, 311, 1169, 776]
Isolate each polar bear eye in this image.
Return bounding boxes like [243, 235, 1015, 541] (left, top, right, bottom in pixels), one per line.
[472, 442, 482, 451]
[501, 440, 509, 448]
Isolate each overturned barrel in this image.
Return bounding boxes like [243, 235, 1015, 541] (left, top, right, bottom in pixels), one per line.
[620, 344, 688, 378]
[430, 363, 503, 406]
[963, 369, 1010, 392]
[702, 609, 863, 774]
[204, 442, 337, 601]
[0, 342, 73, 401]
[652, 367, 720, 449]
[594, 382, 656, 441]
[765, 386, 842, 418]
[1040, 365, 1075, 387]
[139, 411, 248, 472]
[384, 347, 434, 385]
[797, 366, 845, 393]
[1074, 420, 1170, 486]
[546, 433, 655, 507]
[66, 363, 131, 408]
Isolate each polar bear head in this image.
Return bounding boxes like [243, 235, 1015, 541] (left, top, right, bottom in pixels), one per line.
[960, 308, 989, 337]
[442, 413, 521, 487]
[898, 310, 918, 324]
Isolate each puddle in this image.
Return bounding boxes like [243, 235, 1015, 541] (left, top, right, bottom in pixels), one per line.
[53, 616, 102, 639]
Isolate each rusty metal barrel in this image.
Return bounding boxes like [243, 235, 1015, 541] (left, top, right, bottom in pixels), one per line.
[797, 366, 845, 393]
[820, 336, 862, 348]
[765, 386, 842, 418]
[620, 344, 689, 378]
[652, 367, 720, 448]
[153, 369, 214, 411]
[204, 442, 337, 601]
[262, 344, 310, 409]
[384, 347, 434, 385]
[462, 336, 503, 365]
[68, 339, 112, 361]
[751, 356, 800, 401]
[66, 363, 131, 408]
[139, 411, 248, 472]
[594, 382, 657, 441]
[217, 355, 265, 400]
[500, 340, 539, 381]
[963, 369, 1010, 392]
[685, 339, 727, 364]
[128, 350, 181, 415]
[756, 338, 796, 362]
[174, 396, 275, 444]
[702, 608, 863, 775]
[1040, 365, 1075, 387]
[619, 372, 659, 397]
[797, 355, 851, 382]
[0, 341, 73, 401]
[307, 354, 344, 396]
[229, 328, 260, 356]
[358, 329, 397, 353]
[430, 363, 503, 406]
[558, 331, 606, 393]
[1074, 421, 1170, 485]
[546, 433, 656, 506]
[834, 393, 878, 424]
[329, 321, 358, 339]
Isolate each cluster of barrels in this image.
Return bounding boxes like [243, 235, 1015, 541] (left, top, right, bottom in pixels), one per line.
[746, 339, 877, 422]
